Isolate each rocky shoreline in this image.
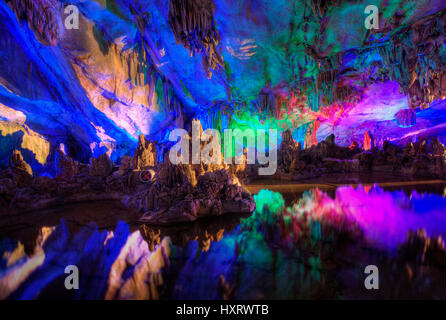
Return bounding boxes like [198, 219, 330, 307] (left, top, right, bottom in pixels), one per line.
[1, 125, 446, 224]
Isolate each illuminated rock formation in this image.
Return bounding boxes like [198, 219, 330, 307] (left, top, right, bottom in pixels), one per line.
[131, 134, 158, 170]
[396, 109, 417, 128]
[168, 0, 224, 78]
[9, 150, 32, 176]
[89, 153, 113, 177]
[135, 158, 255, 225]
[278, 129, 301, 174]
[304, 120, 320, 149]
[55, 150, 79, 182]
[0, 222, 170, 300]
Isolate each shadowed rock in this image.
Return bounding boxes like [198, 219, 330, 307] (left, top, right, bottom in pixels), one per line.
[90, 153, 113, 177]
[9, 150, 32, 176]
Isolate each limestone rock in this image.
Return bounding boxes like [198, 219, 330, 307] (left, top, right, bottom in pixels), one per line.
[9, 150, 32, 176]
[363, 131, 375, 151]
[396, 109, 416, 127]
[113, 155, 132, 177]
[278, 129, 301, 173]
[136, 165, 255, 225]
[32, 176, 57, 194]
[90, 153, 113, 177]
[55, 150, 79, 182]
[132, 135, 158, 170]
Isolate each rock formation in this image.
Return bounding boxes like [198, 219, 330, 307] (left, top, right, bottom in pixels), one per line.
[9, 0, 61, 46]
[132, 135, 158, 170]
[168, 0, 224, 78]
[396, 109, 417, 127]
[9, 150, 32, 176]
[132, 157, 255, 225]
[363, 131, 375, 151]
[278, 129, 301, 174]
[1, 132, 256, 224]
[90, 153, 113, 177]
[55, 150, 79, 182]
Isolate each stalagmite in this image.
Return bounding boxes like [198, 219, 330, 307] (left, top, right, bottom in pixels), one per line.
[395, 109, 416, 128]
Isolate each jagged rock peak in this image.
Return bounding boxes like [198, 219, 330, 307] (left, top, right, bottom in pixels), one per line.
[132, 134, 158, 170]
[9, 150, 33, 176]
[90, 153, 113, 177]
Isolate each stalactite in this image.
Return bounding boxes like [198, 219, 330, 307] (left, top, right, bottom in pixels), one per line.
[316, 69, 337, 106]
[395, 109, 416, 128]
[363, 131, 375, 151]
[107, 1, 190, 118]
[168, 0, 224, 79]
[9, 0, 61, 46]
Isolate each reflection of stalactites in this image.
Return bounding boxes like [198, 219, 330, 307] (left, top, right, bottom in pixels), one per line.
[9, 0, 61, 46]
[168, 0, 224, 78]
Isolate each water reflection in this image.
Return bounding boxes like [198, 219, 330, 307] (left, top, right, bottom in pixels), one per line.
[1, 184, 446, 299]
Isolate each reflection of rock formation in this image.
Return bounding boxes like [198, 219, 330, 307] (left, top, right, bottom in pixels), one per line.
[0, 222, 170, 300]
[396, 109, 416, 128]
[3, 186, 446, 299]
[163, 187, 446, 299]
[140, 212, 246, 251]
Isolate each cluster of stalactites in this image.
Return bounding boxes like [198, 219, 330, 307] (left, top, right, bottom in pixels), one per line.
[293, 75, 361, 112]
[168, 0, 224, 79]
[378, 10, 446, 109]
[113, 36, 186, 119]
[9, 0, 61, 46]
